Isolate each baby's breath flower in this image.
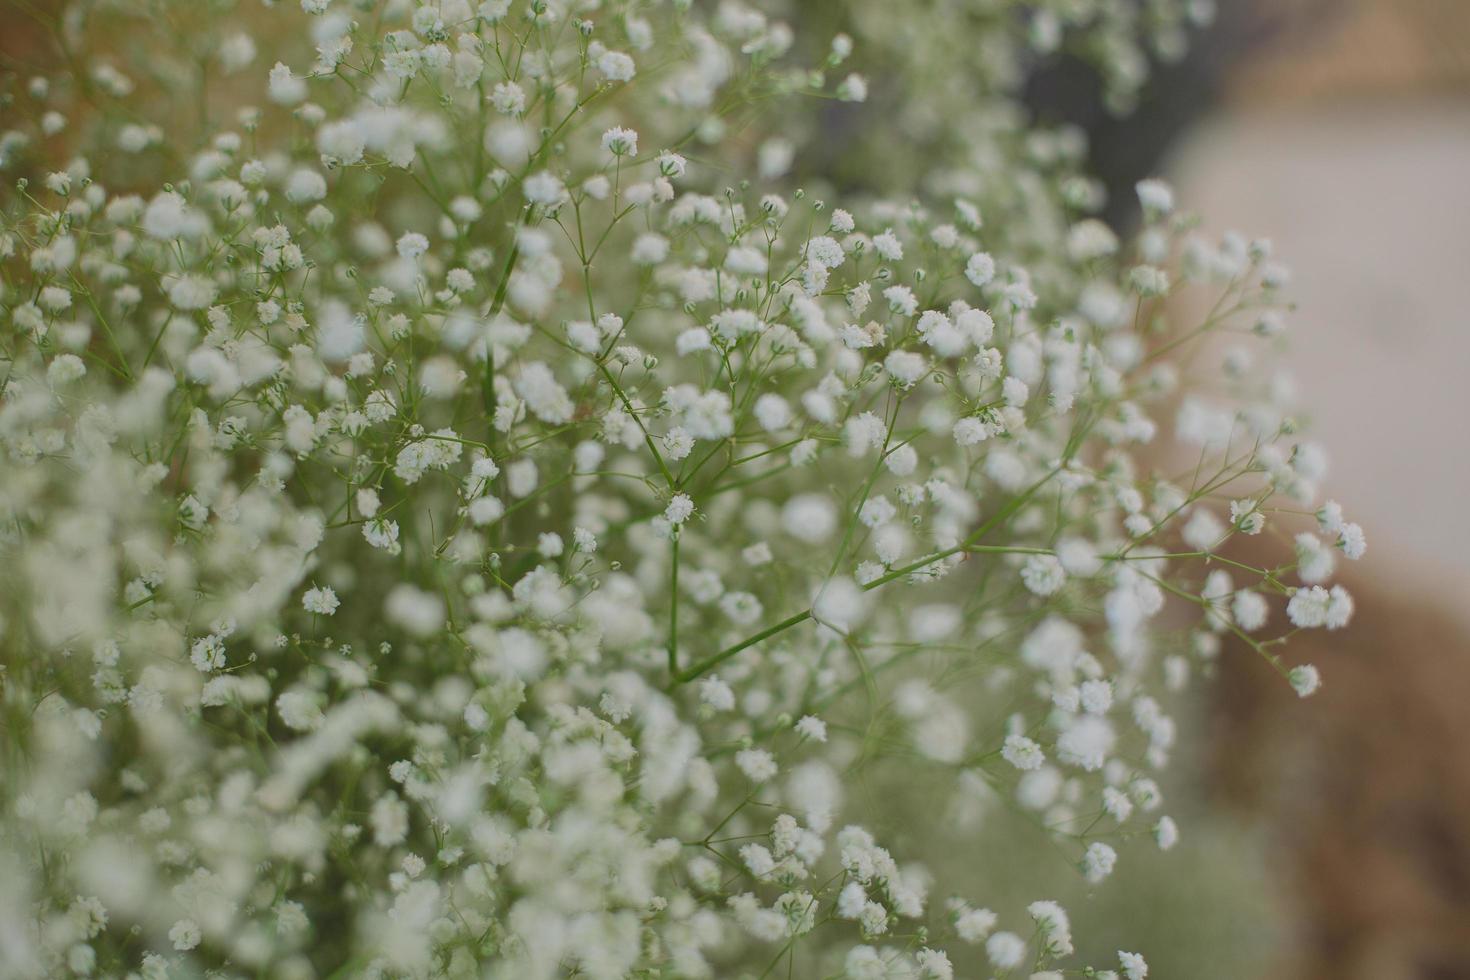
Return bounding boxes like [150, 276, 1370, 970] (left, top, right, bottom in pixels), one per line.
[964, 251, 996, 287]
[1154, 816, 1180, 850]
[268, 62, 306, 104]
[664, 493, 695, 525]
[168, 919, 201, 952]
[1136, 179, 1175, 215]
[1083, 842, 1118, 882]
[167, 275, 217, 310]
[302, 586, 339, 616]
[795, 715, 827, 742]
[0, 4, 1362, 977]
[987, 932, 1027, 969]
[1002, 734, 1045, 771]
[395, 231, 429, 259]
[836, 73, 868, 102]
[736, 748, 778, 783]
[601, 126, 639, 157]
[1119, 950, 1150, 979]
[596, 50, 636, 82]
[1021, 554, 1067, 596]
[490, 80, 525, 115]
[1288, 664, 1322, 698]
[47, 354, 86, 386]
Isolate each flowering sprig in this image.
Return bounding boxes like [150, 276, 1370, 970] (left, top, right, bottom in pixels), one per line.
[0, 0, 1358, 977]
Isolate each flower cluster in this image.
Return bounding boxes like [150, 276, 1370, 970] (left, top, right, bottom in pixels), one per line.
[0, 0, 1358, 977]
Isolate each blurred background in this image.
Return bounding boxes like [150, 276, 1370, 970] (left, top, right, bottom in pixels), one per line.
[1049, 1, 1470, 977]
[3, 0, 1467, 976]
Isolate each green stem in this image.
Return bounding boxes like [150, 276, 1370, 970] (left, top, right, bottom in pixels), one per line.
[671, 463, 1063, 686]
[667, 530, 680, 676]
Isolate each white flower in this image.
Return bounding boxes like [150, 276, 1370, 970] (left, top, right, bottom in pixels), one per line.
[965, 251, 996, 287]
[317, 119, 365, 165]
[169, 919, 201, 952]
[632, 233, 669, 265]
[1337, 522, 1367, 560]
[38, 285, 71, 312]
[1233, 591, 1268, 631]
[601, 126, 638, 157]
[0, 5, 1368, 974]
[795, 715, 827, 742]
[883, 285, 917, 315]
[699, 676, 735, 712]
[1119, 950, 1150, 980]
[285, 168, 326, 203]
[522, 171, 565, 204]
[1029, 900, 1073, 955]
[1287, 586, 1331, 628]
[741, 843, 776, 878]
[1021, 554, 1066, 596]
[836, 73, 868, 102]
[396, 232, 429, 259]
[954, 905, 997, 943]
[736, 748, 778, 782]
[302, 586, 339, 615]
[915, 948, 952, 979]
[268, 62, 306, 104]
[47, 354, 86, 386]
[490, 81, 525, 115]
[277, 690, 323, 731]
[1057, 538, 1102, 577]
[885, 350, 927, 386]
[1230, 498, 1265, 534]
[1082, 841, 1117, 882]
[167, 275, 217, 310]
[1079, 679, 1113, 714]
[1129, 264, 1170, 296]
[986, 932, 1026, 969]
[1136, 178, 1174, 214]
[514, 362, 574, 423]
[782, 493, 836, 543]
[724, 245, 767, 276]
[872, 230, 903, 261]
[1002, 734, 1045, 771]
[363, 518, 401, 553]
[1288, 664, 1321, 698]
[949, 417, 986, 448]
[385, 584, 445, 637]
[596, 50, 636, 82]
[664, 493, 695, 525]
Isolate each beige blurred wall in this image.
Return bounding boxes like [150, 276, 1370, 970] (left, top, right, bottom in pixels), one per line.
[1169, 7, 1470, 977]
[1170, 100, 1470, 588]
[1168, 0, 1470, 601]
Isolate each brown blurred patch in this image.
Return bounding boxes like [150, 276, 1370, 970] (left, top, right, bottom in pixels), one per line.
[0, 0, 61, 66]
[1228, 0, 1470, 107]
[1212, 556, 1470, 980]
